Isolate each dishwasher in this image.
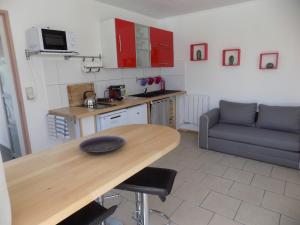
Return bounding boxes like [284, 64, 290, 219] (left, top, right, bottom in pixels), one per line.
[96, 109, 128, 132]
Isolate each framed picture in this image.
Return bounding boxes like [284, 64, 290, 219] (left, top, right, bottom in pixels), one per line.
[222, 48, 241, 66]
[259, 52, 279, 70]
[190, 43, 208, 61]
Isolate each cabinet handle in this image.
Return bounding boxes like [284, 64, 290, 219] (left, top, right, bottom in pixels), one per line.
[159, 43, 169, 47]
[118, 35, 122, 53]
[110, 115, 121, 120]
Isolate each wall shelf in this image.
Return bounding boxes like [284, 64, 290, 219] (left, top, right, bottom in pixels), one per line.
[25, 49, 79, 60]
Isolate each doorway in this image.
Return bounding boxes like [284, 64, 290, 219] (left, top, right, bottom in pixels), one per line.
[0, 10, 31, 161]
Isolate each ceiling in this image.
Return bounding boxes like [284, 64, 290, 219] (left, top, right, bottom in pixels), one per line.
[96, 0, 253, 19]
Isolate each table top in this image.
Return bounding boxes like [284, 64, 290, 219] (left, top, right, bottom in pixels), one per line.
[4, 125, 180, 225]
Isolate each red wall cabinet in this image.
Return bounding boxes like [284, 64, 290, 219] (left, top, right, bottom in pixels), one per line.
[115, 19, 136, 68]
[101, 18, 136, 68]
[101, 18, 173, 68]
[150, 27, 174, 67]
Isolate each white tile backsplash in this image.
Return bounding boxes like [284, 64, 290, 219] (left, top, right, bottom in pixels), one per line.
[44, 59, 185, 109]
[46, 85, 62, 109]
[43, 60, 59, 85]
[57, 59, 96, 84]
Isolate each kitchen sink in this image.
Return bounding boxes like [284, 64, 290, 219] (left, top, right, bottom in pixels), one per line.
[130, 90, 181, 98]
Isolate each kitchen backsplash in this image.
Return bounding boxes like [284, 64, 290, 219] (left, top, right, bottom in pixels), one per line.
[43, 59, 186, 109]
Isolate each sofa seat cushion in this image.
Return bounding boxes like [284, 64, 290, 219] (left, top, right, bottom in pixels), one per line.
[209, 124, 300, 152]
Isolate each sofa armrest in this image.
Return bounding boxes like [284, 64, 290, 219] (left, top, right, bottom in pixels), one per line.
[199, 108, 219, 149]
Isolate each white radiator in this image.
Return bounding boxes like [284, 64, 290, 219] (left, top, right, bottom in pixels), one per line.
[177, 94, 209, 131]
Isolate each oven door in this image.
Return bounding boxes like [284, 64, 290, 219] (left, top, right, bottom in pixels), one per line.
[41, 29, 68, 51]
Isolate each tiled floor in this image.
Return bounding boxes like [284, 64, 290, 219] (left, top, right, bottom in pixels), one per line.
[105, 132, 300, 225]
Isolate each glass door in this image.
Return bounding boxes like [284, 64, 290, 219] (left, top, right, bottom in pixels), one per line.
[0, 11, 30, 160]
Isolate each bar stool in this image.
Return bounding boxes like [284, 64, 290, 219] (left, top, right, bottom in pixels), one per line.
[116, 167, 177, 225]
[57, 201, 117, 225]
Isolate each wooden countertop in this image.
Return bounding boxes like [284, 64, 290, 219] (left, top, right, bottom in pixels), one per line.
[4, 124, 180, 225]
[48, 91, 186, 119]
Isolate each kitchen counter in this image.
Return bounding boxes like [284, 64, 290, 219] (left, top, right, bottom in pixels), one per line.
[49, 90, 186, 119]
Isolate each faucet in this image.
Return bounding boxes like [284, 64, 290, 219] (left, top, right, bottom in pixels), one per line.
[143, 88, 148, 95]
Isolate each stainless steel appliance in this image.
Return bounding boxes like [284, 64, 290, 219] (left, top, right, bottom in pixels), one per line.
[26, 27, 76, 52]
[83, 91, 96, 108]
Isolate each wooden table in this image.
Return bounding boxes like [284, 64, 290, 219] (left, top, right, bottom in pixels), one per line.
[4, 125, 180, 225]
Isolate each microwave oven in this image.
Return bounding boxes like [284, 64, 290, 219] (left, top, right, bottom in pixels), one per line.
[26, 27, 76, 52]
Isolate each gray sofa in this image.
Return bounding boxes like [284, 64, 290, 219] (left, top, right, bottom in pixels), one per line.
[199, 100, 300, 169]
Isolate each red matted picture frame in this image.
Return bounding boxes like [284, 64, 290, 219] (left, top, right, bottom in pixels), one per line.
[190, 43, 208, 61]
[222, 48, 241, 66]
[259, 52, 279, 70]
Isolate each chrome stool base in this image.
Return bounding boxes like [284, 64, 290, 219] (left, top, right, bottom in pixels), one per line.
[133, 193, 171, 225]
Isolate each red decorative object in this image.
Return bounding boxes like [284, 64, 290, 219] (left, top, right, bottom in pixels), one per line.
[150, 27, 174, 67]
[222, 49, 241, 66]
[259, 52, 279, 70]
[190, 43, 208, 61]
[115, 18, 136, 68]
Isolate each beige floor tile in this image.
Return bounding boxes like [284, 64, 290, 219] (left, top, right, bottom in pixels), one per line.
[180, 157, 205, 170]
[280, 215, 300, 225]
[198, 163, 228, 177]
[176, 168, 197, 181]
[201, 192, 241, 219]
[173, 181, 210, 205]
[209, 214, 243, 225]
[223, 167, 254, 184]
[155, 159, 186, 172]
[200, 150, 225, 163]
[199, 174, 233, 194]
[111, 200, 135, 224]
[219, 155, 246, 169]
[149, 195, 183, 216]
[228, 182, 264, 205]
[285, 182, 300, 201]
[235, 202, 280, 225]
[251, 174, 285, 194]
[272, 166, 300, 185]
[243, 160, 273, 176]
[171, 176, 186, 192]
[263, 192, 300, 220]
[171, 202, 213, 225]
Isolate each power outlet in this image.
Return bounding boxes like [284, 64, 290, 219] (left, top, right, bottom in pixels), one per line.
[25, 87, 35, 100]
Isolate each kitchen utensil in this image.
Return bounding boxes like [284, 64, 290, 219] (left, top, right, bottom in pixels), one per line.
[155, 76, 162, 84]
[80, 136, 125, 154]
[83, 91, 96, 108]
[140, 78, 148, 86]
[147, 77, 154, 85]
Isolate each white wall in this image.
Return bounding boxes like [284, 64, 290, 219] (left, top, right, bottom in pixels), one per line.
[0, 0, 183, 153]
[159, 0, 300, 108]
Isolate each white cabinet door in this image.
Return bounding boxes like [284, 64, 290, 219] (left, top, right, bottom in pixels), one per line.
[80, 116, 96, 137]
[97, 110, 128, 131]
[127, 104, 148, 125]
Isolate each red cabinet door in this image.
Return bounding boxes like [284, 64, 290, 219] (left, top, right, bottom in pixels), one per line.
[115, 19, 136, 68]
[150, 27, 174, 67]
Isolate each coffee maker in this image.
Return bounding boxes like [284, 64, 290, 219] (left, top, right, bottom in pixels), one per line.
[107, 85, 126, 100]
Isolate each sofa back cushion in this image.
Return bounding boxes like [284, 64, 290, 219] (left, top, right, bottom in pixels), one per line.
[219, 100, 257, 126]
[257, 104, 300, 133]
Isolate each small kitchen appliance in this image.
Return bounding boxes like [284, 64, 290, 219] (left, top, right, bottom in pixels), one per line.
[26, 27, 76, 52]
[106, 85, 126, 100]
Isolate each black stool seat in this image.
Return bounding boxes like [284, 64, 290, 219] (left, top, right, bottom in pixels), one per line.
[116, 167, 177, 201]
[57, 201, 117, 225]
